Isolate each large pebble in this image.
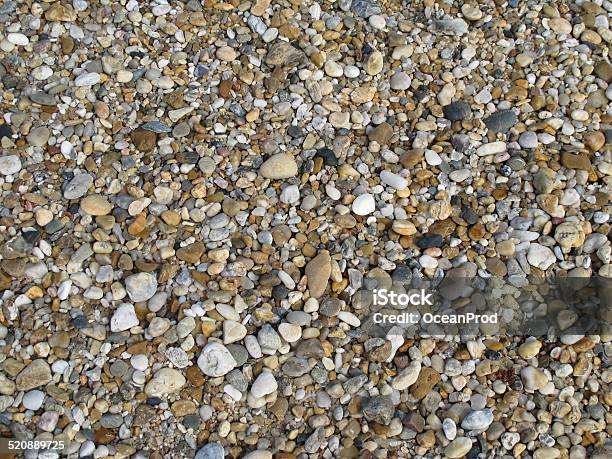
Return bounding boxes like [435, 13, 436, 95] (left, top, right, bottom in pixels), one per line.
[250, 372, 277, 398]
[461, 408, 494, 431]
[125, 273, 157, 302]
[260, 154, 298, 179]
[198, 342, 237, 377]
[305, 252, 331, 298]
[0, 155, 22, 175]
[444, 437, 473, 458]
[144, 368, 186, 397]
[110, 303, 139, 332]
[352, 193, 376, 215]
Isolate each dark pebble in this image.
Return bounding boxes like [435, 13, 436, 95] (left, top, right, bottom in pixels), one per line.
[183, 415, 201, 429]
[484, 109, 518, 133]
[194, 64, 209, 77]
[147, 397, 163, 406]
[176, 150, 199, 164]
[0, 124, 13, 139]
[417, 234, 443, 249]
[71, 315, 88, 329]
[272, 285, 289, 301]
[287, 125, 303, 138]
[485, 350, 502, 360]
[452, 134, 470, 152]
[462, 207, 479, 225]
[315, 147, 338, 166]
[226, 344, 249, 367]
[22, 228, 40, 244]
[443, 101, 472, 121]
[45, 219, 65, 234]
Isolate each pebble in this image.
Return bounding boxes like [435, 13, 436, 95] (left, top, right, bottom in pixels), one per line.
[125, 273, 157, 302]
[305, 252, 331, 298]
[260, 154, 298, 179]
[22, 390, 45, 411]
[527, 243, 556, 270]
[390, 71, 411, 90]
[63, 174, 94, 200]
[461, 408, 494, 431]
[110, 303, 139, 332]
[144, 368, 186, 397]
[198, 342, 237, 377]
[7, 33, 29, 46]
[519, 131, 539, 148]
[74, 72, 101, 86]
[250, 372, 277, 398]
[195, 443, 225, 459]
[443, 101, 471, 121]
[352, 193, 376, 215]
[380, 171, 407, 190]
[0, 155, 22, 175]
[391, 361, 421, 390]
[445, 437, 473, 458]
[26, 127, 50, 147]
[484, 109, 518, 132]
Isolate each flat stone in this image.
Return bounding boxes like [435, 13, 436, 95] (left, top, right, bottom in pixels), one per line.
[392, 361, 421, 390]
[125, 272, 157, 302]
[443, 101, 471, 121]
[144, 368, 186, 397]
[518, 339, 542, 359]
[110, 303, 139, 332]
[264, 41, 305, 67]
[131, 129, 157, 152]
[27, 127, 50, 147]
[476, 141, 506, 156]
[198, 342, 237, 377]
[176, 242, 205, 263]
[223, 320, 247, 344]
[368, 122, 393, 144]
[352, 193, 376, 216]
[74, 73, 101, 86]
[390, 71, 411, 90]
[195, 443, 225, 459]
[30, 92, 57, 106]
[63, 174, 93, 199]
[22, 390, 45, 410]
[484, 109, 518, 132]
[140, 121, 172, 133]
[410, 367, 440, 399]
[250, 372, 277, 398]
[380, 171, 407, 190]
[0, 155, 22, 176]
[80, 194, 112, 215]
[521, 366, 549, 391]
[365, 51, 384, 76]
[361, 395, 394, 425]
[445, 437, 473, 458]
[16, 360, 52, 391]
[45, 3, 77, 21]
[305, 252, 331, 298]
[461, 408, 494, 431]
[260, 153, 298, 179]
[527, 243, 556, 270]
[433, 18, 469, 35]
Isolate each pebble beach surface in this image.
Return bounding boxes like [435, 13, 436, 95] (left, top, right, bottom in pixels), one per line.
[0, 0, 611, 458]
